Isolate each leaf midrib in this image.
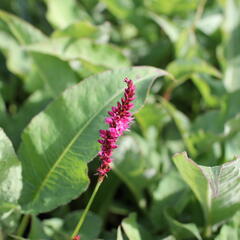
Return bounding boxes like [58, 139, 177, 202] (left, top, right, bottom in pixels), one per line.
[29, 74, 156, 205]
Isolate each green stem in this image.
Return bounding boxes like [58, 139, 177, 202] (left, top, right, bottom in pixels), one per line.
[16, 214, 30, 237]
[71, 179, 103, 239]
[192, 0, 207, 31]
[204, 224, 212, 238]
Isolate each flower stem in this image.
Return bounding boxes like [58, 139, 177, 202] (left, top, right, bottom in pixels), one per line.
[71, 178, 103, 239]
[16, 214, 30, 237]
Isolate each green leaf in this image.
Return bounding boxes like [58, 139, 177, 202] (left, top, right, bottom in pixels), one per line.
[145, 0, 198, 16]
[135, 103, 170, 134]
[0, 204, 21, 234]
[2, 91, 50, 148]
[0, 11, 45, 79]
[150, 171, 190, 231]
[19, 66, 167, 214]
[192, 74, 220, 107]
[161, 99, 197, 156]
[215, 211, 240, 240]
[26, 38, 130, 70]
[117, 226, 124, 240]
[122, 213, 154, 240]
[0, 128, 22, 205]
[42, 218, 63, 239]
[167, 58, 222, 81]
[222, 0, 240, 92]
[101, 0, 134, 19]
[0, 11, 77, 96]
[28, 216, 48, 240]
[173, 152, 240, 225]
[30, 52, 79, 97]
[197, 13, 222, 35]
[165, 211, 202, 240]
[52, 21, 98, 39]
[0, 10, 46, 44]
[0, 129, 22, 233]
[63, 211, 102, 240]
[44, 0, 90, 29]
[122, 213, 141, 240]
[148, 12, 179, 42]
[113, 134, 151, 209]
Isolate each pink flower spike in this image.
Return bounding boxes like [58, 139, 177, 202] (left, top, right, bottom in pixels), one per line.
[97, 78, 136, 178]
[73, 235, 80, 240]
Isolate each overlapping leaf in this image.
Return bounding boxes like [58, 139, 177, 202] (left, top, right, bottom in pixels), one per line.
[173, 152, 240, 225]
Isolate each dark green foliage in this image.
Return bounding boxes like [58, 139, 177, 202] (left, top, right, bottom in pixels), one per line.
[0, 0, 240, 239]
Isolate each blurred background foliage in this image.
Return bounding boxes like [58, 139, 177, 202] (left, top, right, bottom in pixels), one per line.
[0, 0, 240, 239]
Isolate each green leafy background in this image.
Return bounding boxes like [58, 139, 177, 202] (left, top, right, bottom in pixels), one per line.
[0, 0, 239, 239]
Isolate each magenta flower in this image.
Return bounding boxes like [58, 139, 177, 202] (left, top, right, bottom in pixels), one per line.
[97, 78, 136, 178]
[73, 235, 80, 240]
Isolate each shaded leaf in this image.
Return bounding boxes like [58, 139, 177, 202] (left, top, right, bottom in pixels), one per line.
[165, 211, 202, 240]
[63, 211, 102, 240]
[150, 171, 190, 231]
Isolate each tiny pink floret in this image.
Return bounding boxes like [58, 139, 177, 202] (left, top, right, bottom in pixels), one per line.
[73, 235, 80, 240]
[97, 78, 136, 177]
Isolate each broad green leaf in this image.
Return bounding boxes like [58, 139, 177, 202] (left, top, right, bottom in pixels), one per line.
[150, 171, 190, 231]
[197, 13, 223, 35]
[52, 21, 98, 39]
[2, 91, 50, 148]
[165, 211, 202, 240]
[19, 67, 167, 214]
[122, 213, 141, 240]
[0, 10, 46, 44]
[0, 32, 31, 78]
[0, 11, 45, 79]
[122, 213, 154, 240]
[215, 211, 240, 240]
[135, 103, 170, 134]
[173, 152, 240, 225]
[101, 0, 134, 19]
[192, 74, 220, 107]
[161, 99, 197, 156]
[44, 0, 91, 29]
[42, 218, 63, 238]
[26, 38, 130, 70]
[0, 128, 22, 205]
[30, 52, 79, 97]
[145, 0, 198, 16]
[222, 0, 240, 92]
[160, 237, 176, 240]
[28, 216, 48, 240]
[148, 13, 179, 42]
[215, 225, 239, 240]
[117, 226, 124, 240]
[0, 11, 77, 96]
[0, 129, 22, 233]
[0, 204, 21, 234]
[175, 29, 200, 59]
[113, 134, 151, 209]
[225, 131, 240, 159]
[167, 58, 222, 81]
